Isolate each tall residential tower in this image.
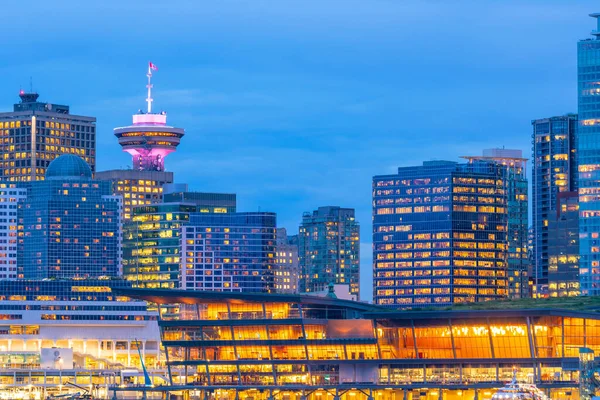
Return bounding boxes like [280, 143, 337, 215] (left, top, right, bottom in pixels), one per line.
[531, 115, 578, 297]
[298, 206, 360, 299]
[578, 14, 600, 295]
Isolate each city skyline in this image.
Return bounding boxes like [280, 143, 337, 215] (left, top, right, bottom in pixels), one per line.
[0, 1, 597, 301]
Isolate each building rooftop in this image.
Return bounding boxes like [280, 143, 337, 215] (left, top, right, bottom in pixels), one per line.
[413, 296, 600, 312]
[46, 155, 92, 180]
[114, 288, 382, 312]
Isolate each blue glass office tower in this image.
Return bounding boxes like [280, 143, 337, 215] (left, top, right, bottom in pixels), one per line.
[579, 14, 600, 295]
[181, 213, 277, 292]
[373, 161, 509, 308]
[531, 115, 578, 297]
[18, 155, 121, 279]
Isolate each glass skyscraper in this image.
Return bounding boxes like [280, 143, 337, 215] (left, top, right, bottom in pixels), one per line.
[181, 213, 277, 292]
[531, 114, 578, 297]
[18, 155, 121, 279]
[0, 91, 96, 181]
[579, 13, 600, 295]
[373, 161, 509, 308]
[298, 206, 360, 299]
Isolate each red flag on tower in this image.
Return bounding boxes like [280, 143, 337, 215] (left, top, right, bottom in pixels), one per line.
[149, 62, 158, 71]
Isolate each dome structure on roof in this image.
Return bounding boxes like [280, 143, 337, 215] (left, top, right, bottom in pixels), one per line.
[46, 155, 92, 180]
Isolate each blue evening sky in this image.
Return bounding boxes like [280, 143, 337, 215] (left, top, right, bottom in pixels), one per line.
[0, 1, 596, 301]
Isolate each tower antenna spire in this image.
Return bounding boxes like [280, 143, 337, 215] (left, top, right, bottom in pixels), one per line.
[146, 62, 158, 113]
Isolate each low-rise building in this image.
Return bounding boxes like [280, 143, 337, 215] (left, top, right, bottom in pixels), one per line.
[118, 288, 595, 400]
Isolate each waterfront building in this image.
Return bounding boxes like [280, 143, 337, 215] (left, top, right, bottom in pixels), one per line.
[96, 169, 174, 221]
[0, 183, 26, 279]
[298, 207, 360, 299]
[18, 155, 122, 279]
[181, 212, 277, 292]
[0, 91, 96, 181]
[116, 288, 595, 400]
[274, 228, 300, 294]
[0, 279, 162, 398]
[463, 148, 529, 299]
[548, 192, 580, 297]
[579, 14, 600, 296]
[372, 160, 509, 308]
[531, 114, 578, 297]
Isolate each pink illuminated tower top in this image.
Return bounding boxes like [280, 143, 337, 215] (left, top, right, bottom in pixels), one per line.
[114, 62, 185, 172]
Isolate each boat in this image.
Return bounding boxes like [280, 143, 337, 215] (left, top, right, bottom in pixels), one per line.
[491, 370, 548, 400]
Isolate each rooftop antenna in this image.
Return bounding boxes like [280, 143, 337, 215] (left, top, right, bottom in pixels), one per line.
[29, 76, 33, 93]
[146, 62, 158, 113]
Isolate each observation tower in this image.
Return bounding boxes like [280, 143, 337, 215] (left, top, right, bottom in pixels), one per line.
[114, 63, 185, 171]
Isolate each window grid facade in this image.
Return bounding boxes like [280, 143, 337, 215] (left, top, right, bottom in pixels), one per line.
[17, 157, 121, 279]
[0, 93, 96, 182]
[274, 228, 300, 294]
[579, 15, 600, 295]
[548, 192, 580, 297]
[464, 149, 529, 299]
[531, 115, 578, 297]
[0, 184, 26, 279]
[298, 207, 360, 299]
[95, 170, 174, 221]
[373, 161, 509, 308]
[123, 203, 196, 289]
[181, 213, 277, 293]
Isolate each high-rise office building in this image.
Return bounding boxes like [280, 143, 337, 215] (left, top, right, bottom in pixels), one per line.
[0, 91, 96, 181]
[122, 186, 237, 288]
[548, 192, 580, 297]
[579, 14, 600, 295]
[373, 160, 509, 308]
[298, 206, 360, 299]
[531, 114, 578, 297]
[18, 155, 121, 279]
[274, 228, 300, 294]
[0, 183, 26, 279]
[181, 213, 277, 292]
[463, 148, 529, 299]
[97, 64, 183, 221]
